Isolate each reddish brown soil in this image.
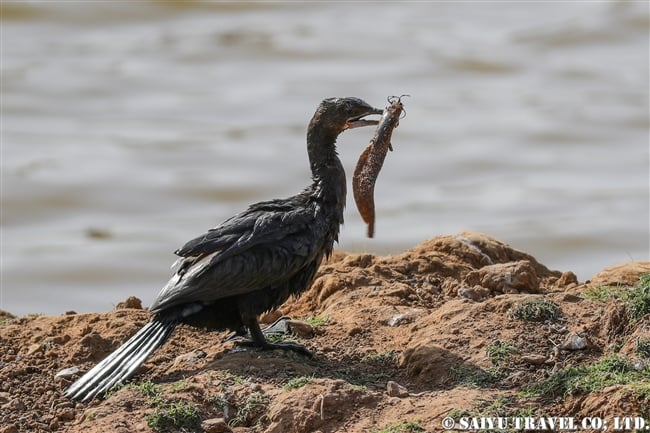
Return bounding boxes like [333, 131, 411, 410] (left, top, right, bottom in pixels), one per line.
[1, 232, 648, 433]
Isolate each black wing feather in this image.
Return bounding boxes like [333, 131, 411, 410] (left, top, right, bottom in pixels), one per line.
[149, 196, 319, 313]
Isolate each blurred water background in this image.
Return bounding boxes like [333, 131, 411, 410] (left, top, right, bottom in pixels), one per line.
[2, 1, 648, 315]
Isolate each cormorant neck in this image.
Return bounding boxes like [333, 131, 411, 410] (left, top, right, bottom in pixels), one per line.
[307, 124, 345, 178]
[306, 126, 346, 218]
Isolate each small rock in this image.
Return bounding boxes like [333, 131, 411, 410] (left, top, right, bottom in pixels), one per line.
[550, 324, 568, 334]
[386, 309, 424, 326]
[287, 320, 315, 338]
[505, 370, 528, 386]
[590, 262, 650, 287]
[26, 343, 43, 356]
[602, 384, 623, 394]
[632, 358, 650, 371]
[0, 392, 11, 404]
[56, 408, 76, 421]
[387, 313, 407, 326]
[115, 296, 143, 310]
[557, 271, 579, 287]
[457, 286, 490, 302]
[386, 380, 409, 398]
[384, 283, 415, 298]
[463, 260, 540, 294]
[55, 401, 74, 410]
[387, 396, 401, 405]
[48, 419, 60, 431]
[0, 424, 19, 433]
[201, 417, 232, 433]
[521, 354, 547, 365]
[2, 398, 26, 411]
[173, 350, 207, 366]
[55, 366, 80, 379]
[561, 294, 582, 302]
[560, 333, 588, 351]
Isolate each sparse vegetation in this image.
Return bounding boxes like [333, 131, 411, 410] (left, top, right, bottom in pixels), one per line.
[284, 375, 314, 390]
[40, 340, 56, 352]
[363, 349, 398, 364]
[637, 338, 650, 358]
[168, 379, 192, 392]
[206, 393, 229, 412]
[122, 380, 161, 398]
[221, 370, 246, 386]
[304, 315, 330, 326]
[631, 382, 650, 418]
[264, 333, 300, 345]
[450, 342, 519, 388]
[581, 285, 624, 302]
[332, 366, 391, 387]
[374, 420, 425, 433]
[229, 392, 269, 428]
[446, 396, 538, 433]
[449, 364, 504, 388]
[525, 355, 649, 400]
[627, 274, 650, 321]
[147, 400, 201, 432]
[509, 299, 561, 322]
[114, 380, 202, 432]
[486, 340, 518, 367]
[581, 274, 650, 322]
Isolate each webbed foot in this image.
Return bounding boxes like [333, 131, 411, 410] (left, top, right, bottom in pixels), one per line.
[235, 339, 314, 358]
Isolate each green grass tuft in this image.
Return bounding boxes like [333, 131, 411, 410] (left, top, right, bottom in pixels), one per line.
[627, 274, 650, 321]
[363, 350, 398, 364]
[525, 355, 649, 400]
[581, 285, 619, 302]
[509, 299, 561, 322]
[114, 380, 201, 432]
[147, 400, 201, 432]
[581, 274, 650, 322]
[303, 316, 330, 326]
[229, 392, 269, 428]
[486, 340, 518, 367]
[284, 375, 314, 390]
[122, 380, 161, 398]
[637, 338, 650, 359]
[631, 381, 650, 418]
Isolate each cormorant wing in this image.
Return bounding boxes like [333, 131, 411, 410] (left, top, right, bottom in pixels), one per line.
[149, 198, 321, 313]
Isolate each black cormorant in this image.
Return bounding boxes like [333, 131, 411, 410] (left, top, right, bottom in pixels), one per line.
[65, 97, 382, 402]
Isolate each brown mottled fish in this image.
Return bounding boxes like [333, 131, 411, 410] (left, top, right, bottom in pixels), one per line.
[353, 96, 405, 238]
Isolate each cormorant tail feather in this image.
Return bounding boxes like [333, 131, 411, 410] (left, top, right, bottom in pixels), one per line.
[65, 319, 176, 402]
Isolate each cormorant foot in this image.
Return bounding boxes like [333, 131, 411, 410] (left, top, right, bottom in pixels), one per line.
[235, 339, 314, 358]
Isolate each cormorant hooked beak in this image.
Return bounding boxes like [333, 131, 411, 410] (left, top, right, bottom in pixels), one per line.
[344, 107, 384, 130]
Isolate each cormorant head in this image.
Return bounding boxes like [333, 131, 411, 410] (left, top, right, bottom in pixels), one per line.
[310, 97, 383, 135]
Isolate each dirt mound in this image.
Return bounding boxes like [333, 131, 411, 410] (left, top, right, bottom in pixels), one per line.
[1, 231, 648, 433]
